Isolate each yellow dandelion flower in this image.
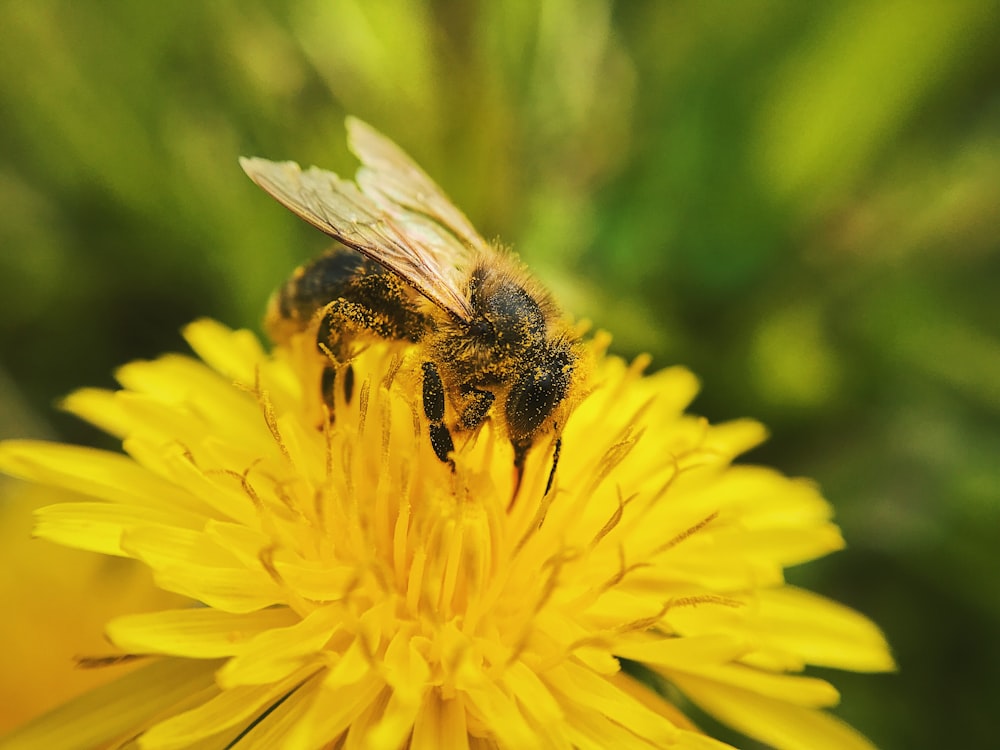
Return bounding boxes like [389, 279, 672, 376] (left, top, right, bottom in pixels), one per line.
[0, 320, 893, 750]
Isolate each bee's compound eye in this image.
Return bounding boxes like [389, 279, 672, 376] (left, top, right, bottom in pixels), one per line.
[505, 348, 572, 441]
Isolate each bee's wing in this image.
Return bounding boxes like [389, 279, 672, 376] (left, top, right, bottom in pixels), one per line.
[239, 156, 476, 321]
[347, 117, 490, 268]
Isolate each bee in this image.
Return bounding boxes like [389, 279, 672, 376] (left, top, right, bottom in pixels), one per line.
[240, 118, 580, 489]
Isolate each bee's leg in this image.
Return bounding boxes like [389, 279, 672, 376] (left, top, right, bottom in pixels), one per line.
[510, 435, 561, 501]
[321, 365, 338, 412]
[421, 362, 455, 467]
[512, 439, 531, 496]
[342, 363, 355, 402]
[457, 384, 494, 430]
[315, 299, 372, 415]
[315, 277, 427, 361]
[320, 362, 355, 413]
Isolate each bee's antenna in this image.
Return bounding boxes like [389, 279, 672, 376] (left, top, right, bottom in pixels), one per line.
[544, 438, 561, 496]
[509, 436, 560, 509]
[509, 441, 530, 508]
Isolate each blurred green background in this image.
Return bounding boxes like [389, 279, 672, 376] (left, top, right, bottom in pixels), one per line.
[1, 1, 998, 747]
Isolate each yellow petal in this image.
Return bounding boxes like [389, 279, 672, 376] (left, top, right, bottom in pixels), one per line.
[705, 524, 846, 566]
[753, 587, 896, 672]
[612, 634, 752, 671]
[502, 660, 564, 726]
[121, 526, 282, 611]
[382, 629, 432, 703]
[269, 557, 366, 602]
[672, 671, 878, 750]
[365, 688, 425, 750]
[685, 467, 833, 528]
[0, 440, 201, 513]
[410, 692, 470, 750]
[606, 674, 744, 749]
[227, 677, 318, 750]
[60, 388, 133, 438]
[152, 565, 283, 613]
[0, 658, 219, 750]
[139, 663, 318, 750]
[462, 677, 538, 748]
[218, 606, 341, 687]
[182, 319, 266, 384]
[107, 607, 299, 657]
[124, 439, 258, 525]
[665, 662, 839, 707]
[115, 355, 257, 427]
[703, 418, 769, 457]
[33, 502, 203, 556]
[546, 660, 679, 747]
[580, 588, 671, 627]
[282, 677, 385, 750]
[324, 636, 377, 689]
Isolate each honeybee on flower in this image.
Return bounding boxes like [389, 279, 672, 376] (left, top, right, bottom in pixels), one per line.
[0, 120, 894, 750]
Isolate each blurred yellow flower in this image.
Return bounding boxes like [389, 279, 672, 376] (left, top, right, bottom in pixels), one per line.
[0, 484, 182, 734]
[0, 320, 893, 749]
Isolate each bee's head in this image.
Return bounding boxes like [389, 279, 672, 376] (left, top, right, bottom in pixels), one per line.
[505, 343, 574, 442]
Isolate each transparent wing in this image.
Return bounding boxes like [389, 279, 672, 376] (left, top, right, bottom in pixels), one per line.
[239, 155, 475, 321]
[347, 117, 490, 265]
